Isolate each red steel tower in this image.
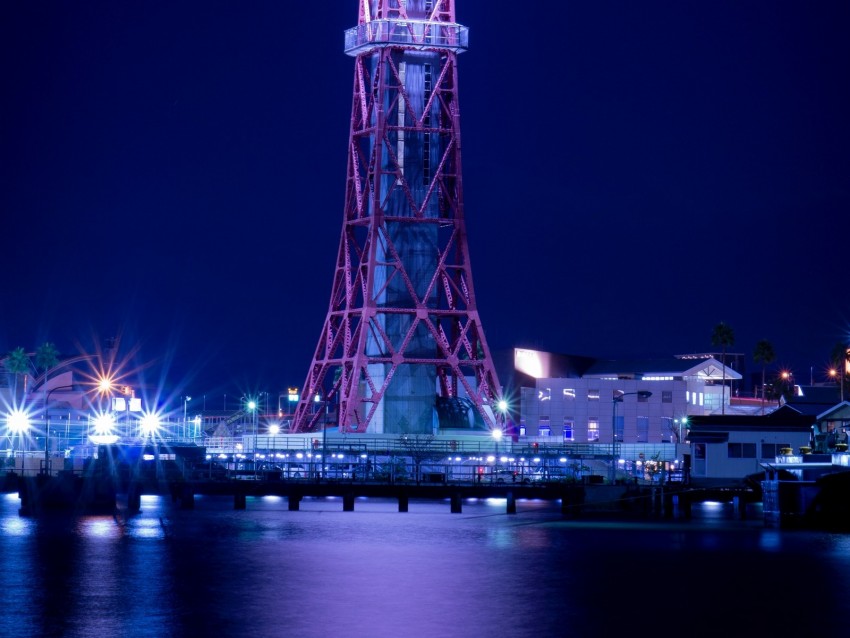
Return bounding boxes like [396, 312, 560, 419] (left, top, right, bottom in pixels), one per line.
[291, 0, 501, 435]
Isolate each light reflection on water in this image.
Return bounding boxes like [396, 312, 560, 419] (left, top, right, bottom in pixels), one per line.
[1, 494, 849, 638]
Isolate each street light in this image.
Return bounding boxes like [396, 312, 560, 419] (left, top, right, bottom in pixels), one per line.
[269, 424, 280, 456]
[611, 390, 652, 484]
[829, 365, 846, 403]
[244, 398, 259, 471]
[495, 398, 509, 452]
[5, 409, 31, 469]
[183, 396, 192, 439]
[96, 376, 137, 440]
[673, 417, 688, 444]
[43, 384, 74, 475]
[492, 427, 503, 454]
[140, 412, 161, 437]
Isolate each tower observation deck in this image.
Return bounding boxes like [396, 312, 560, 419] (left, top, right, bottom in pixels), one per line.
[291, 0, 501, 435]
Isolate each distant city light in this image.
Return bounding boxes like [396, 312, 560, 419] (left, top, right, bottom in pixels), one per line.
[93, 413, 116, 436]
[139, 413, 161, 436]
[5, 409, 30, 434]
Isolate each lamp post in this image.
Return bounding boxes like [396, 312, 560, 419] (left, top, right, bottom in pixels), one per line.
[269, 423, 279, 455]
[43, 384, 74, 475]
[492, 426, 503, 454]
[495, 398, 509, 457]
[183, 396, 192, 440]
[245, 399, 258, 471]
[673, 417, 688, 444]
[316, 393, 328, 480]
[611, 390, 652, 484]
[5, 409, 31, 471]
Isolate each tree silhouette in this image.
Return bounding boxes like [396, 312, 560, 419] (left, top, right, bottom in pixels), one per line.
[711, 322, 735, 415]
[35, 342, 60, 376]
[4, 347, 31, 400]
[753, 339, 776, 415]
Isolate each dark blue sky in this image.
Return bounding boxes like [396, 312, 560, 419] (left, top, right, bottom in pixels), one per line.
[3, 1, 849, 400]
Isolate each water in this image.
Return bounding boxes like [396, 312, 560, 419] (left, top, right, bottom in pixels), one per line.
[2, 493, 849, 637]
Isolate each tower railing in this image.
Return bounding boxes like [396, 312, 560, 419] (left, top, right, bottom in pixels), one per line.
[344, 19, 468, 55]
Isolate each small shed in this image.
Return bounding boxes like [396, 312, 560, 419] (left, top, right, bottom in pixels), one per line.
[814, 402, 850, 452]
[686, 407, 813, 484]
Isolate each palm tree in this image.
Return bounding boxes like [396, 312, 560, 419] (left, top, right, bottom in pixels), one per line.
[5, 347, 31, 401]
[35, 342, 60, 411]
[753, 339, 776, 415]
[35, 342, 60, 379]
[711, 322, 735, 415]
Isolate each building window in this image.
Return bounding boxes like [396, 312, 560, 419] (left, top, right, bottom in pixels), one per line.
[588, 418, 599, 441]
[538, 417, 551, 436]
[638, 391, 649, 403]
[563, 418, 574, 441]
[563, 388, 576, 400]
[728, 443, 757, 459]
[588, 389, 600, 401]
[614, 415, 624, 442]
[519, 420, 526, 437]
[636, 416, 649, 443]
[662, 391, 673, 403]
[761, 443, 790, 459]
[661, 417, 674, 442]
[538, 388, 551, 401]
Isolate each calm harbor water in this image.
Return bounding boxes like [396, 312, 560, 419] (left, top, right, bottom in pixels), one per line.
[1, 493, 848, 638]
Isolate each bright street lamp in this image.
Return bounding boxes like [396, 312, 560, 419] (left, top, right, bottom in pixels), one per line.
[492, 426, 503, 453]
[269, 423, 280, 455]
[5, 409, 31, 470]
[611, 390, 652, 484]
[140, 413, 161, 437]
[91, 412, 118, 444]
[6, 409, 31, 434]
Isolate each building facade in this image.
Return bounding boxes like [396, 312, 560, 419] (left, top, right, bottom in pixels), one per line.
[516, 348, 742, 445]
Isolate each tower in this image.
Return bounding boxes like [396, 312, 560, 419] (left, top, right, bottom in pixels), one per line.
[291, 0, 501, 434]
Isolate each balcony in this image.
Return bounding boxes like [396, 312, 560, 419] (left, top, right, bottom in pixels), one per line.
[344, 20, 469, 56]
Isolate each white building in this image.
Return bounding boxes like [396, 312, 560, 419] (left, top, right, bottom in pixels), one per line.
[515, 348, 742, 444]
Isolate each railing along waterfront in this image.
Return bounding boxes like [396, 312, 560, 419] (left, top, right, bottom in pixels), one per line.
[205, 434, 679, 460]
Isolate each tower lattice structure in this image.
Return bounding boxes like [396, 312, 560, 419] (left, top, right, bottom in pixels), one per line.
[291, 0, 501, 434]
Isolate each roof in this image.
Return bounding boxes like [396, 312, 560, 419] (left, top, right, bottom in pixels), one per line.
[786, 385, 841, 405]
[783, 403, 838, 417]
[817, 402, 850, 422]
[583, 357, 742, 381]
[687, 410, 815, 433]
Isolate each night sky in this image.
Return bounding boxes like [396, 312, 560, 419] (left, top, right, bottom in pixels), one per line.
[3, 1, 849, 402]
